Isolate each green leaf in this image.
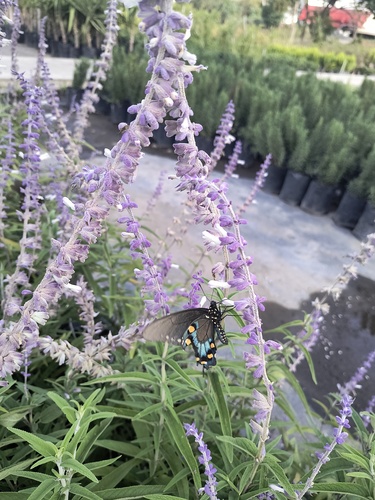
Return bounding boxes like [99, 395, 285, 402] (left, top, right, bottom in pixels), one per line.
[312, 457, 357, 480]
[84, 373, 157, 385]
[62, 457, 99, 482]
[339, 452, 370, 472]
[309, 481, 370, 497]
[262, 454, 295, 497]
[0, 458, 39, 481]
[239, 462, 257, 494]
[144, 496, 189, 499]
[133, 402, 164, 421]
[164, 405, 202, 491]
[92, 458, 142, 491]
[347, 471, 374, 480]
[27, 478, 57, 500]
[94, 485, 166, 499]
[0, 493, 29, 499]
[85, 456, 121, 471]
[96, 440, 143, 457]
[69, 483, 102, 500]
[267, 362, 312, 415]
[76, 418, 113, 463]
[7, 428, 57, 458]
[164, 359, 202, 392]
[0, 408, 30, 427]
[47, 392, 76, 424]
[216, 436, 257, 457]
[10, 471, 52, 483]
[163, 468, 190, 493]
[209, 370, 233, 463]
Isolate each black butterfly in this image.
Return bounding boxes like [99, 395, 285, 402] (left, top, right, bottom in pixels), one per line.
[142, 301, 228, 368]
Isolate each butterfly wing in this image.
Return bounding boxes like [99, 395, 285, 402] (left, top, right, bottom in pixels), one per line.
[142, 308, 218, 367]
[142, 308, 210, 344]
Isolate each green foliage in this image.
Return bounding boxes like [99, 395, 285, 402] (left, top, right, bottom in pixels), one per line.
[280, 105, 310, 172]
[72, 58, 91, 90]
[265, 44, 357, 72]
[348, 144, 375, 200]
[306, 119, 356, 185]
[253, 110, 286, 167]
[186, 65, 233, 138]
[261, 0, 288, 28]
[2, 335, 375, 497]
[103, 46, 149, 105]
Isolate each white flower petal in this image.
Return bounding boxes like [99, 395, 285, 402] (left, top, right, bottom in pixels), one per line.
[62, 197, 76, 211]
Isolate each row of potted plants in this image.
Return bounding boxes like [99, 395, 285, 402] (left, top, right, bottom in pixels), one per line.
[17, 0, 140, 58]
[62, 50, 375, 237]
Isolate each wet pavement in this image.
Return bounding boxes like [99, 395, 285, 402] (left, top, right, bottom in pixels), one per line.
[82, 113, 375, 413]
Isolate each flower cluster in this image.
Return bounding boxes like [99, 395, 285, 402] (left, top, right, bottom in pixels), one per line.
[221, 139, 242, 184]
[237, 153, 272, 216]
[209, 100, 235, 172]
[118, 193, 169, 317]
[184, 422, 219, 500]
[296, 394, 353, 499]
[0, 116, 16, 243]
[2, 72, 45, 319]
[338, 349, 375, 397]
[73, 0, 120, 147]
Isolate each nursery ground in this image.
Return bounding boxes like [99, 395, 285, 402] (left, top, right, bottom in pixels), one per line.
[84, 113, 375, 414]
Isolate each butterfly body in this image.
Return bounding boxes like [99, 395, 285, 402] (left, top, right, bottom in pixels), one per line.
[142, 301, 227, 368]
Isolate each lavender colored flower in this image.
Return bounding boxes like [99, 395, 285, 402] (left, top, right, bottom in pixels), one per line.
[118, 193, 169, 318]
[220, 139, 242, 184]
[3, 72, 45, 320]
[362, 395, 375, 427]
[209, 100, 235, 172]
[338, 349, 375, 396]
[73, 0, 120, 148]
[296, 394, 353, 499]
[143, 169, 166, 217]
[184, 422, 219, 500]
[237, 154, 272, 216]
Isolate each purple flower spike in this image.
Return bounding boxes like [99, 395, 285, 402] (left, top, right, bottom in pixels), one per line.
[237, 154, 272, 215]
[296, 394, 353, 499]
[184, 422, 219, 500]
[209, 100, 236, 172]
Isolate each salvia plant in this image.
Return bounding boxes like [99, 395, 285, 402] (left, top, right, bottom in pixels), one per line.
[0, 1, 375, 499]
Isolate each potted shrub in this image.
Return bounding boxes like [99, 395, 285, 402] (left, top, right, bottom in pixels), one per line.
[104, 47, 148, 125]
[301, 119, 355, 215]
[352, 145, 375, 239]
[252, 110, 287, 194]
[186, 65, 230, 154]
[333, 119, 375, 229]
[279, 104, 311, 206]
[64, 58, 91, 108]
[239, 79, 281, 168]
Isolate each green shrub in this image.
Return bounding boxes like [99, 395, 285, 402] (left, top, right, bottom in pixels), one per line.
[306, 118, 356, 185]
[72, 58, 91, 90]
[348, 143, 375, 200]
[280, 104, 310, 172]
[104, 46, 148, 104]
[253, 110, 285, 166]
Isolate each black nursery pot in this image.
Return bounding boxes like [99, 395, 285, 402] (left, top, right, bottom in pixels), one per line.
[110, 102, 128, 124]
[152, 126, 174, 149]
[195, 135, 213, 155]
[300, 180, 343, 215]
[262, 165, 287, 195]
[352, 202, 375, 240]
[279, 171, 311, 206]
[332, 191, 366, 230]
